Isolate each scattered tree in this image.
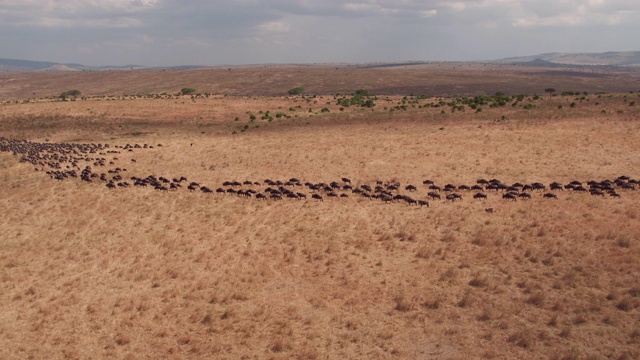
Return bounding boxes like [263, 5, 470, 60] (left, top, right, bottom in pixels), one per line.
[60, 89, 81, 100]
[180, 88, 196, 95]
[544, 88, 556, 100]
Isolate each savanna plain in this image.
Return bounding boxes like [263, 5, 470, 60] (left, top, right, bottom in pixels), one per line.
[0, 64, 639, 359]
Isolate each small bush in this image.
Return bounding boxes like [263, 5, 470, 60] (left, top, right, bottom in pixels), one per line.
[288, 86, 305, 96]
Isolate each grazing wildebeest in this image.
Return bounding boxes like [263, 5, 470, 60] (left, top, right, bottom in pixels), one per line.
[502, 193, 517, 201]
[609, 191, 621, 198]
[201, 187, 213, 193]
[518, 193, 531, 200]
[550, 182, 564, 191]
[446, 193, 462, 202]
[543, 193, 558, 199]
[590, 189, 605, 197]
[423, 179, 434, 185]
[418, 200, 429, 207]
[312, 194, 323, 201]
[532, 182, 546, 191]
[485, 208, 494, 213]
[473, 192, 487, 200]
[341, 177, 351, 184]
[255, 193, 266, 200]
[427, 192, 441, 200]
[405, 185, 417, 191]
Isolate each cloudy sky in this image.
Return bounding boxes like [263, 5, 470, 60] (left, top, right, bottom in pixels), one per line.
[1, 0, 639, 66]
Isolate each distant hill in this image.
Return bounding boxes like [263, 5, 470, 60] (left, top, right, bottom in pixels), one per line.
[495, 51, 640, 67]
[0, 58, 148, 72]
[2, 51, 640, 72]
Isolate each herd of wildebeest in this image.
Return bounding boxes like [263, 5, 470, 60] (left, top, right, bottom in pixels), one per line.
[1, 136, 637, 209]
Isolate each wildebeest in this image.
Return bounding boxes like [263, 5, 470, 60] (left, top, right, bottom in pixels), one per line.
[502, 193, 517, 201]
[312, 194, 323, 201]
[543, 193, 558, 199]
[427, 192, 441, 200]
[473, 192, 487, 200]
[518, 193, 531, 200]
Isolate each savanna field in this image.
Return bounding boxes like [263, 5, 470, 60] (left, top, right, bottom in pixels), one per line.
[0, 65, 639, 359]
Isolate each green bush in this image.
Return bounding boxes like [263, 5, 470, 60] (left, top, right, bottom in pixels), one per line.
[288, 87, 305, 96]
[180, 88, 196, 95]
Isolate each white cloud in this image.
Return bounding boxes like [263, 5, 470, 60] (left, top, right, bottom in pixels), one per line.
[420, 9, 437, 18]
[257, 21, 291, 33]
[0, 0, 158, 28]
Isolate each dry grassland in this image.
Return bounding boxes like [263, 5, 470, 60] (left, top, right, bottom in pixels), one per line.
[0, 71, 639, 359]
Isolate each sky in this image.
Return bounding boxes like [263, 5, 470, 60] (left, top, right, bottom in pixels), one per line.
[1, 0, 639, 66]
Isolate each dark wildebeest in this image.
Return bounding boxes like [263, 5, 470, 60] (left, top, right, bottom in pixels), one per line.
[518, 193, 531, 200]
[473, 192, 487, 200]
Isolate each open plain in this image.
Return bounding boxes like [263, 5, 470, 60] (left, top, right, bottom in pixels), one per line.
[0, 64, 639, 359]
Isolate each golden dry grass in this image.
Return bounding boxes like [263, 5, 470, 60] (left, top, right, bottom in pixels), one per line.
[0, 70, 639, 359]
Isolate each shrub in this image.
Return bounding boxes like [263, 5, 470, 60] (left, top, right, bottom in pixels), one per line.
[288, 86, 305, 96]
[59, 89, 81, 100]
[180, 87, 196, 95]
